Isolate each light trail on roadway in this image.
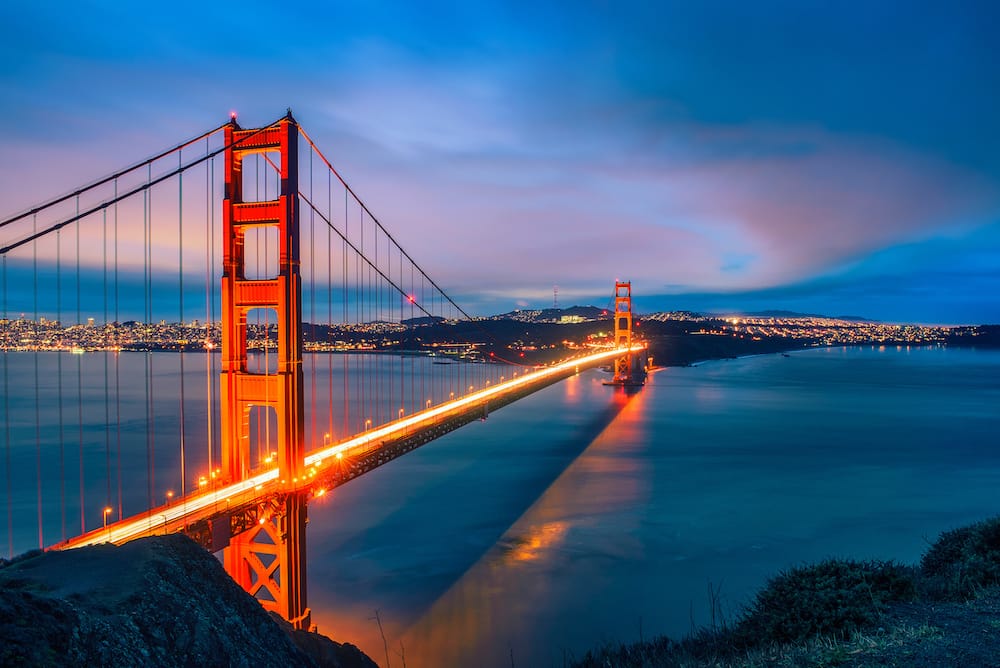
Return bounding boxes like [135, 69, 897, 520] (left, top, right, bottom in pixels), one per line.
[59, 344, 644, 550]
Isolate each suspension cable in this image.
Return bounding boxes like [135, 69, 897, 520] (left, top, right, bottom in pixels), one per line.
[298, 193, 440, 321]
[1, 119, 285, 256]
[296, 125, 477, 323]
[0, 122, 230, 232]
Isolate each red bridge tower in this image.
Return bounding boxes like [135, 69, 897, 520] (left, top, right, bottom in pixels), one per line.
[219, 114, 310, 629]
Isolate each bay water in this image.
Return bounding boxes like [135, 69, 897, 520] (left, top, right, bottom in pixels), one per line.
[303, 346, 1000, 666]
[2, 345, 999, 666]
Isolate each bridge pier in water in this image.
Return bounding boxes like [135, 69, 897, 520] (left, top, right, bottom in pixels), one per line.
[218, 114, 310, 629]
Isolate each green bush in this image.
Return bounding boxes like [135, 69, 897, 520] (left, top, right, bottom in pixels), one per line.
[920, 516, 1000, 599]
[735, 558, 916, 646]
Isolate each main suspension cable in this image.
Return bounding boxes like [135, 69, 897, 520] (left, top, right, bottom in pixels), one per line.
[1, 119, 285, 257]
[0, 122, 230, 232]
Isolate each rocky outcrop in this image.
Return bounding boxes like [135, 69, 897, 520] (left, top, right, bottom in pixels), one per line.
[0, 535, 376, 667]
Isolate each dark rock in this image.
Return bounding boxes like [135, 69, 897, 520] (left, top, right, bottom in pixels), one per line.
[270, 613, 379, 668]
[0, 535, 375, 668]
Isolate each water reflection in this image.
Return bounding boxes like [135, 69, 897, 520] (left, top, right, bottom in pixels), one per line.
[306, 349, 1000, 667]
[389, 384, 648, 667]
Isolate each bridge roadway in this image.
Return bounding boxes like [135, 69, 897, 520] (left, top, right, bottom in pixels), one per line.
[57, 345, 644, 551]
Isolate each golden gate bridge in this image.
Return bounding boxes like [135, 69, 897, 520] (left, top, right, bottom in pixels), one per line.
[0, 112, 644, 630]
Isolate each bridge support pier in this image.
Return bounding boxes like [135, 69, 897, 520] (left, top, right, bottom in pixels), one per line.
[223, 493, 311, 630]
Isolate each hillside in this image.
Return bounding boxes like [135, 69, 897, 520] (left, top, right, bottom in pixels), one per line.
[0, 535, 376, 668]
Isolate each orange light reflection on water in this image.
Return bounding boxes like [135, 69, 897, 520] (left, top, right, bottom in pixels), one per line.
[378, 378, 651, 667]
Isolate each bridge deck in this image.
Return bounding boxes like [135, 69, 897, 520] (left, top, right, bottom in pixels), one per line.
[58, 345, 643, 551]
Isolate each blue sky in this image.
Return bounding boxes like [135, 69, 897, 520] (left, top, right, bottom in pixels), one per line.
[0, 1, 998, 323]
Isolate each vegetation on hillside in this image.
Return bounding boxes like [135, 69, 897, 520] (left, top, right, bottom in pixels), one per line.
[573, 516, 1000, 667]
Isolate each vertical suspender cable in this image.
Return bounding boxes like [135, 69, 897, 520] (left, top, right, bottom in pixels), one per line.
[144, 166, 154, 510]
[358, 201, 364, 429]
[33, 215, 43, 549]
[178, 151, 187, 501]
[57, 224, 65, 542]
[309, 149, 317, 449]
[76, 199, 84, 534]
[410, 264, 414, 415]
[421, 274, 425, 409]
[375, 220, 380, 423]
[327, 165, 333, 439]
[205, 137, 214, 477]
[393, 246, 406, 418]
[103, 208, 111, 515]
[342, 189, 348, 436]
[209, 148, 217, 473]
[375, 219, 380, 423]
[354, 199, 361, 431]
[368, 213, 374, 425]
[387, 242, 393, 417]
[114, 179, 122, 521]
[3, 255, 11, 558]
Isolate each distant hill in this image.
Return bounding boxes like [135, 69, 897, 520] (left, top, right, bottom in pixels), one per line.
[495, 305, 607, 322]
[726, 310, 876, 322]
[401, 315, 445, 326]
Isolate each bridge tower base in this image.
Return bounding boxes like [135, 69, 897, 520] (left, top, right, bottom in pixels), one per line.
[218, 114, 310, 628]
[223, 493, 311, 630]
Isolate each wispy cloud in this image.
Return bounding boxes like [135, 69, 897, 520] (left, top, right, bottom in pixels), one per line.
[0, 1, 997, 322]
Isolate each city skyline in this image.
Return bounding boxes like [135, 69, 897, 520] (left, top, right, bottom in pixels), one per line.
[1, 1, 998, 324]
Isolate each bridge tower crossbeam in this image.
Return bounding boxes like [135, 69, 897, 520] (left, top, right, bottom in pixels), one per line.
[218, 114, 310, 630]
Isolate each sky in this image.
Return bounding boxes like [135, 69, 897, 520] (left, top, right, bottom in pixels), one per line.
[0, 1, 998, 323]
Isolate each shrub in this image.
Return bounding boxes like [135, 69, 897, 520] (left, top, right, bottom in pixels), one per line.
[735, 558, 916, 646]
[920, 516, 1000, 599]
